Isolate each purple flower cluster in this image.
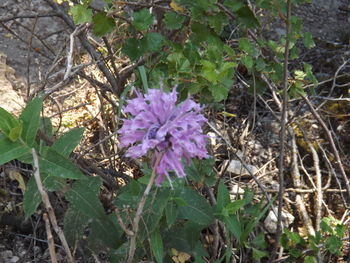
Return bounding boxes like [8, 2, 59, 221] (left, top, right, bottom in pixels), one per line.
[119, 88, 208, 185]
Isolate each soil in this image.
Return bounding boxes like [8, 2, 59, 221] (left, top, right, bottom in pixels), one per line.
[0, 0, 349, 262]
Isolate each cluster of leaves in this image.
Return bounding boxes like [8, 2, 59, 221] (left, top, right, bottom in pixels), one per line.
[0, 98, 272, 261]
[69, 0, 317, 102]
[281, 217, 346, 262]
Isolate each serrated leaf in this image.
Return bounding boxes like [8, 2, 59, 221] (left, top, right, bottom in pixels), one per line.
[224, 0, 244, 11]
[40, 147, 84, 179]
[164, 12, 186, 30]
[23, 176, 41, 218]
[178, 187, 214, 226]
[42, 173, 66, 191]
[64, 207, 89, 247]
[165, 200, 179, 227]
[239, 38, 255, 54]
[88, 214, 124, 251]
[151, 229, 164, 263]
[52, 128, 84, 158]
[8, 124, 22, 142]
[92, 12, 115, 37]
[252, 248, 268, 260]
[216, 180, 230, 213]
[141, 32, 163, 52]
[241, 55, 253, 70]
[0, 135, 31, 165]
[304, 256, 317, 263]
[70, 4, 93, 24]
[122, 38, 145, 61]
[19, 97, 42, 146]
[224, 215, 241, 241]
[65, 176, 104, 219]
[133, 8, 154, 31]
[0, 107, 21, 139]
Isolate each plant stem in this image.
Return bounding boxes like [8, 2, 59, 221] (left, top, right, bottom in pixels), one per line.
[127, 153, 163, 263]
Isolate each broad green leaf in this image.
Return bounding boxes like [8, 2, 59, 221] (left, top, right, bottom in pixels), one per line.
[236, 5, 260, 28]
[40, 147, 84, 179]
[19, 97, 42, 146]
[325, 236, 342, 255]
[40, 117, 53, 139]
[178, 187, 214, 226]
[142, 32, 164, 52]
[0, 109, 22, 142]
[225, 199, 245, 215]
[52, 128, 84, 158]
[216, 180, 230, 213]
[133, 8, 154, 31]
[23, 176, 41, 218]
[65, 176, 104, 219]
[165, 200, 179, 227]
[209, 83, 230, 102]
[207, 13, 228, 34]
[151, 229, 164, 263]
[122, 38, 145, 61]
[70, 4, 93, 24]
[223, 215, 241, 241]
[224, 0, 244, 11]
[64, 207, 89, 246]
[92, 12, 115, 37]
[164, 12, 186, 30]
[0, 135, 31, 165]
[88, 214, 124, 251]
[42, 173, 66, 191]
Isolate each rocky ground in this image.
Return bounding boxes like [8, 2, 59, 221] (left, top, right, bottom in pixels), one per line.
[0, 0, 349, 262]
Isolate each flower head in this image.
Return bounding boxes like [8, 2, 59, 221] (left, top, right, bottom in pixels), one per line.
[119, 87, 208, 185]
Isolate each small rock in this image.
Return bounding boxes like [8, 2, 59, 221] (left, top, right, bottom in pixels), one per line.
[224, 160, 258, 175]
[229, 184, 245, 200]
[11, 256, 20, 263]
[207, 132, 217, 146]
[264, 209, 295, 233]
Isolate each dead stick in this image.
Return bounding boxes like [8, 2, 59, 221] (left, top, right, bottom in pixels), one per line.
[43, 213, 58, 263]
[302, 96, 350, 203]
[32, 148, 75, 263]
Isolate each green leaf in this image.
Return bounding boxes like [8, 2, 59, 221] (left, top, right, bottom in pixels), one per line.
[325, 236, 342, 255]
[216, 180, 230, 213]
[303, 32, 315, 48]
[223, 215, 241, 241]
[40, 117, 53, 139]
[92, 12, 115, 37]
[223, 0, 243, 11]
[70, 4, 93, 24]
[236, 5, 260, 28]
[88, 214, 124, 251]
[142, 32, 164, 52]
[19, 97, 42, 146]
[241, 55, 253, 70]
[52, 128, 84, 158]
[23, 176, 41, 218]
[42, 173, 66, 191]
[164, 12, 186, 30]
[133, 8, 154, 31]
[122, 38, 145, 61]
[0, 107, 22, 141]
[209, 83, 230, 102]
[167, 53, 191, 73]
[178, 187, 214, 226]
[0, 135, 31, 165]
[64, 207, 89, 246]
[225, 199, 245, 215]
[151, 229, 164, 263]
[239, 38, 255, 54]
[304, 256, 317, 263]
[40, 147, 84, 179]
[165, 200, 179, 227]
[65, 176, 105, 219]
[252, 248, 268, 260]
[138, 66, 149, 93]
